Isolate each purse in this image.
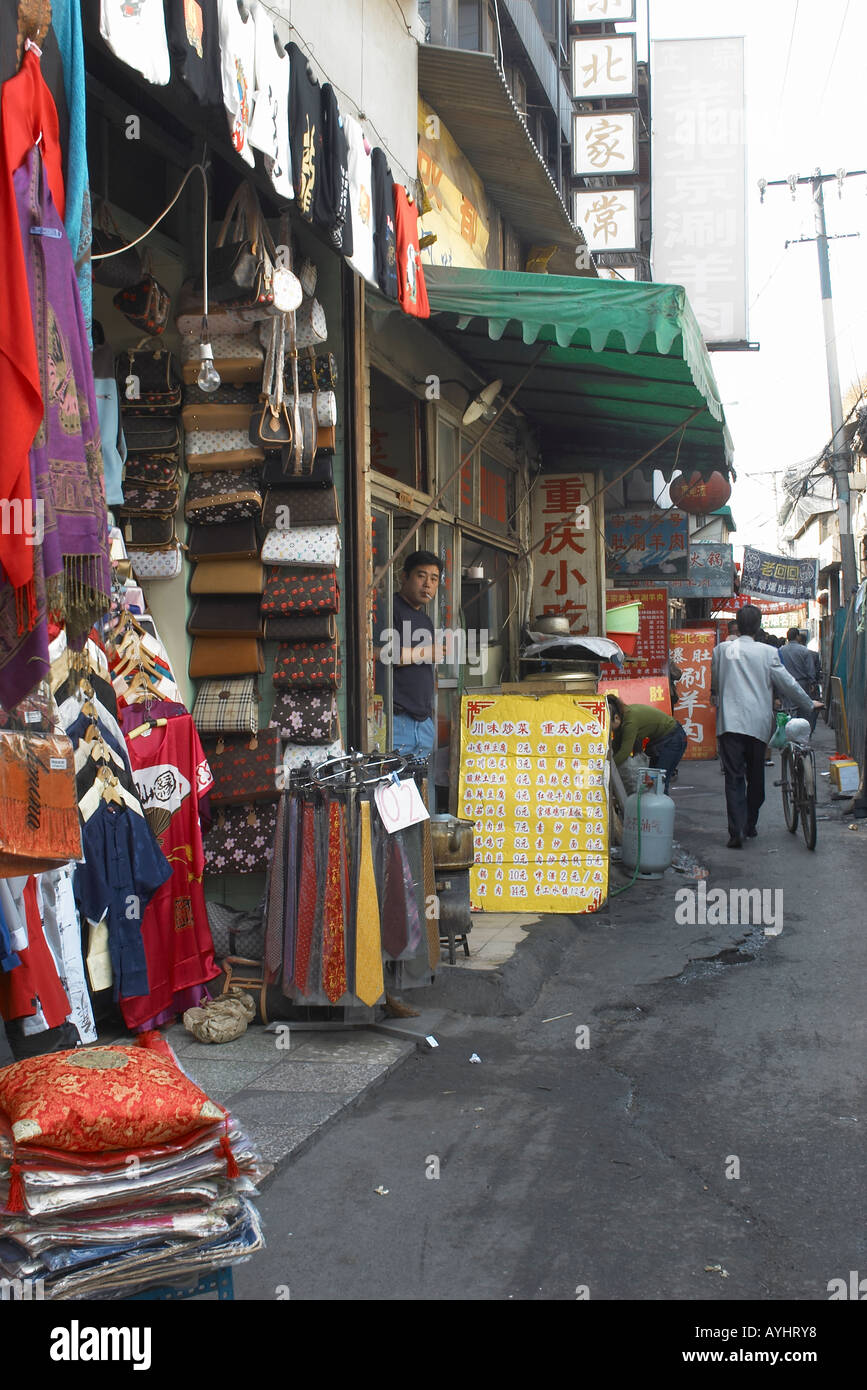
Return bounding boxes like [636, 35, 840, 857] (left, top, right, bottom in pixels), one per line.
[279, 739, 343, 778]
[188, 595, 263, 637]
[128, 541, 184, 579]
[189, 637, 265, 678]
[249, 312, 293, 450]
[122, 417, 180, 453]
[264, 613, 336, 641]
[203, 727, 282, 807]
[261, 525, 341, 568]
[193, 183, 302, 314]
[297, 351, 337, 393]
[184, 470, 263, 525]
[180, 331, 264, 386]
[192, 677, 260, 736]
[190, 559, 264, 595]
[182, 382, 260, 409]
[295, 297, 328, 348]
[270, 688, 337, 743]
[123, 455, 180, 488]
[286, 390, 337, 427]
[113, 274, 171, 336]
[187, 520, 260, 561]
[181, 402, 256, 433]
[91, 201, 144, 289]
[263, 453, 334, 488]
[262, 485, 340, 529]
[116, 347, 182, 413]
[261, 566, 340, 616]
[272, 640, 340, 689]
[121, 513, 175, 546]
[203, 802, 277, 875]
[185, 430, 265, 471]
[116, 480, 180, 516]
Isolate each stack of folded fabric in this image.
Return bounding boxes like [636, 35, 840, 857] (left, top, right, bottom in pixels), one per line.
[114, 346, 184, 580]
[0, 1039, 266, 1300]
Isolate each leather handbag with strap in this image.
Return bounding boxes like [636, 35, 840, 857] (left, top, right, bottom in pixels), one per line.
[189, 637, 265, 678]
[249, 313, 292, 450]
[188, 595, 263, 637]
[296, 350, 338, 393]
[128, 540, 184, 579]
[203, 727, 282, 807]
[190, 559, 264, 595]
[187, 520, 260, 562]
[191, 183, 302, 316]
[192, 676, 260, 736]
[113, 268, 171, 336]
[117, 346, 182, 414]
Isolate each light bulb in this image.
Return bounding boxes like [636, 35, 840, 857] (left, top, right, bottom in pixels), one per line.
[197, 342, 221, 394]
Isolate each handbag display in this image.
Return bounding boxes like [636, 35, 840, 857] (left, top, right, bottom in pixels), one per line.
[113, 275, 171, 336]
[295, 297, 327, 347]
[185, 430, 265, 472]
[190, 559, 264, 595]
[122, 417, 180, 453]
[203, 728, 282, 807]
[181, 402, 257, 433]
[262, 485, 340, 529]
[261, 566, 339, 616]
[286, 390, 337, 427]
[184, 470, 263, 525]
[264, 613, 336, 641]
[116, 480, 180, 516]
[192, 677, 260, 737]
[116, 347, 182, 413]
[192, 183, 301, 315]
[180, 331, 264, 386]
[92, 201, 144, 289]
[123, 455, 180, 488]
[182, 382, 260, 409]
[188, 595, 263, 637]
[270, 688, 337, 743]
[187, 520, 260, 562]
[189, 637, 265, 678]
[203, 802, 277, 875]
[121, 513, 174, 546]
[128, 541, 184, 580]
[272, 640, 340, 689]
[261, 525, 341, 568]
[297, 351, 337, 393]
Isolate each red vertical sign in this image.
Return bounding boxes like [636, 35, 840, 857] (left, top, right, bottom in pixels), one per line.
[670, 627, 717, 759]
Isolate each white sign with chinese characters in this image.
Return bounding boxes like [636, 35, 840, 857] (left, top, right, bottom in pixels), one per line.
[574, 188, 638, 251]
[531, 474, 601, 636]
[573, 112, 637, 176]
[571, 0, 636, 20]
[651, 37, 748, 344]
[571, 35, 637, 99]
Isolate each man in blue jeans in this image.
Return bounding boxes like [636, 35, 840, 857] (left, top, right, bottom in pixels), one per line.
[382, 550, 443, 760]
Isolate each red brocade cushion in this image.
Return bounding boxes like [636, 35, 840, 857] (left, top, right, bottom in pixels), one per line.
[0, 1046, 226, 1152]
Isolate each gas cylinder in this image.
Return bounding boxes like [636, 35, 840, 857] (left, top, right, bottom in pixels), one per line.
[621, 768, 675, 878]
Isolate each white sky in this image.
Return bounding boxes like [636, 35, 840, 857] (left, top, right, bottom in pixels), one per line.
[637, 0, 867, 554]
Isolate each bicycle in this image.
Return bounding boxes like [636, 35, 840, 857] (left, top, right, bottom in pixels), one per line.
[777, 713, 818, 851]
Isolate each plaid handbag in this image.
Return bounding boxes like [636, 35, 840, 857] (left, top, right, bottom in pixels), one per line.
[203, 728, 282, 807]
[203, 804, 277, 876]
[192, 677, 260, 736]
[261, 566, 339, 615]
[262, 485, 340, 529]
[184, 470, 263, 525]
[270, 688, 337, 743]
[272, 640, 341, 689]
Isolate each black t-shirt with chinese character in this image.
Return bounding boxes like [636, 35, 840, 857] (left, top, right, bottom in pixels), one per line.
[289, 41, 323, 221]
[164, 0, 222, 104]
[316, 83, 353, 256]
[371, 147, 398, 300]
[390, 593, 434, 721]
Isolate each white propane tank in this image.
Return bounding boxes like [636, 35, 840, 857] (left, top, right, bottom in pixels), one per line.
[621, 768, 675, 878]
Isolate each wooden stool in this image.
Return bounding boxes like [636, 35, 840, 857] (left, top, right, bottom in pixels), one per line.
[221, 958, 269, 1025]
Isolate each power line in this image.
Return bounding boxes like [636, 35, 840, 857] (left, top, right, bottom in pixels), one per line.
[778, 0, 800, 111]
[817, 0, 852, 114]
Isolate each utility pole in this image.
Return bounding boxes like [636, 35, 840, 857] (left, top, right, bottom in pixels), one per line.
[757, 167, 860, 598]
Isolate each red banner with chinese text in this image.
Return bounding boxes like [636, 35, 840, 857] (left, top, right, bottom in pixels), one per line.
[670, 627, 717, 759]
[600, 586, 669, 678]
[597, 676, 672, 715]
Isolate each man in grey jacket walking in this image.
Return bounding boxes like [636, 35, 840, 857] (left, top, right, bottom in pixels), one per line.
[711, 605, 823, 848]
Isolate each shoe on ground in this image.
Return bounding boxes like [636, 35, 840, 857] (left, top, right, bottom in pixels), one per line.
[764, 758, 774, 766]
[745, 827, 757, 838]
[727, 835, 743, 849]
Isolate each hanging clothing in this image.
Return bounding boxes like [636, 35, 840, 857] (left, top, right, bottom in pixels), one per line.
[344, 114, 375, 286]
[0, 876, 70, 1030]
[99, 0, 171, 85]
[52, 0, 91, 335]
[37, 866, 97, 1044]
[164, 0, 223, 105]
[393, 186, 430, 319]
[121, 714, 218, 1030]
[92, 341, 126, 507]
[318, 85, 352, 256]
[371, 148, 398, 301]
[217, 0, 256, 167]
[248, 1, 293, 200]
[288, 41, 323, 221]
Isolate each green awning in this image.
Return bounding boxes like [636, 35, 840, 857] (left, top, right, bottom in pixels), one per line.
[424, 266, 734, 480]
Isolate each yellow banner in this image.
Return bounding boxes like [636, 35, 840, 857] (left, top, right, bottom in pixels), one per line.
[417, 97, 492, 271]
[458, 694, 609, 914]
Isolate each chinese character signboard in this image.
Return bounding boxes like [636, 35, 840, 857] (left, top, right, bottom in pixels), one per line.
[574, 188, 638, 252]
[667, 541, 734, 597]
[531, 474, 601, 635]
[606, 507, 688, 581]
[571, 35, 637, 99]
[572, 0, 636, 19]
[740, 547, 817, 603]
[651, 38, 748, 344]
[597, 676, 672, 715]
[602, 586, 669, 677]
[417, 98, 493, 272]
[573, 112, 637, 176]
[459, 695, 609, 914]
[670, 627, 716, 758]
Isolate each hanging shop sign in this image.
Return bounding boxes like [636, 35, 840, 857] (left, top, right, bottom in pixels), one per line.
[740, 547, 818, 603]
[531, 473, 601, 636]
[570, 34, 637, 100]
[601, 585, 669, 678]
[572, 111, 638, 177]
[458, 694, 609, 914]
[571, 0, 636, 19]
[417, 97, 493, 272]
[573, 187, 639, 252]
[667, 542, 734, 598]
[605, 506, 688, 581]
[597, 676, 672, 716]
[670, 627, 716, 758]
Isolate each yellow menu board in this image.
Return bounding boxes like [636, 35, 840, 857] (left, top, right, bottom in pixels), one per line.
[458, 694, 609, 915]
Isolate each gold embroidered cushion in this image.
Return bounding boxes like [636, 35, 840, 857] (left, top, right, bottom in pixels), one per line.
[0, 1046, 226, 1152]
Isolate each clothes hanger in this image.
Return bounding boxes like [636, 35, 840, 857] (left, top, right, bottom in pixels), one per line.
[127, 717, 169, 741]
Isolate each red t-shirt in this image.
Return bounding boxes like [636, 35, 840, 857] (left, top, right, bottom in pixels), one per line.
[393, 185, 430, 319]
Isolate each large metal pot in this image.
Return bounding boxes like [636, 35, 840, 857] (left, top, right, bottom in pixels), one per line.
[430, 815, 475, 870]
[533, 613, 570, 635]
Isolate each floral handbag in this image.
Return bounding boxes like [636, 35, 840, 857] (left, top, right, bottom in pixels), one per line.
[192, 677, 259, 736]
[296, 351, 338, 393]
[261, 566, 339, 615]
[128, 542, 184, 580]
[261, 525, 341, 567]
[123, 454, 180, 487]
[278, 739, 343, 781]
[270, 688, 337, 743]
[116, 480, 180, 516]
[272, 640, 341, 689]
[202, 728, 282, 807]
[184, 470, 263, 525]
[203, 802, 277, 875]
[113, 275, 171, 336]
[116, 347, 182, 413]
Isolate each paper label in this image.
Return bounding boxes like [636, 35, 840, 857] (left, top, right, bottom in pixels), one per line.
[373, 777, 430, 833]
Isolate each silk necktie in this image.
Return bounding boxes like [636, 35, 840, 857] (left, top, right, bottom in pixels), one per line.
[321, 799, 348, 1003]
[293, 799, 317, 995]
[281, 795, 299, 994]
[354, 800, 384, 1006]
[264, 793, 287, 982]
[381, 831, 422, 959]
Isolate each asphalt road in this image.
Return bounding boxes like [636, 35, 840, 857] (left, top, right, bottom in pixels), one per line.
[234, 724, 865, 1311]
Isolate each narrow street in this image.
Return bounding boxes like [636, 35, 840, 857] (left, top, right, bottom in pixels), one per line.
[235, 723, 865, 1304]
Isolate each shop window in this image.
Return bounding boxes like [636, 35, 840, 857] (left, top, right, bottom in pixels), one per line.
[457, 0, 497, 54]
[479, 450, 514, 538]
[437, 416, 460, 515]
[460, 541, 513, 688]
[369, 368, 429, 493]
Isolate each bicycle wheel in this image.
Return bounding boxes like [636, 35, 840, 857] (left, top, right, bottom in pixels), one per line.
[799, 749, 817, 850]
[781, 746, 798, 833]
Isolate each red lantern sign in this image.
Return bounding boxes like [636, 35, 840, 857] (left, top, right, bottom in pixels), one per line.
[669, 471, 731, 514]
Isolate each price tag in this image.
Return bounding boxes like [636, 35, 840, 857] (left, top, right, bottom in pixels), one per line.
[24, 710, 41, 723]
[373, 775, 430, 834]
[49, 757, 68, 770]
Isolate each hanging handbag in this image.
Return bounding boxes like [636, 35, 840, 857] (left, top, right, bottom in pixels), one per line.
[261, 566, 339, 616]
[192, 677, 260, 737]
[298, 257, 317, 298]
[183, 382, 260, 409]
[189, 637, 265, 678]
[203, 802, 277, 875]
[264, 452, 334, 488]
[264, 613, 336, 641]
[262, 485, 340, 529]
[192, 183, 302, 314]
[121, 513, 175, 547]
[116, 480, 180, 516]
[188, 595, 263, 637]
[128, 541, 184, 580]
[249, 313, 292, 449]
[91, 200, 144, 289]
[185, 430, 265, 472]
[294, 297, 328, 348]
[272, 641, 340, 689]
[123, 454, 180, 488]
[296, 350, 338, 393]
[116, 346, 182, 413]
[113, 270, 171, 336]
[181, 402, 257, 434]
[261, 525, 341, 568]
[190, 559, 264, 595]
[122, 417, 180, 454]
[203, 727, 282, 807]
[187, 520, 260, 562]
[184, 470, 263, 524]
[285, 389, 337, 427]
[270, 688, 337, 743]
